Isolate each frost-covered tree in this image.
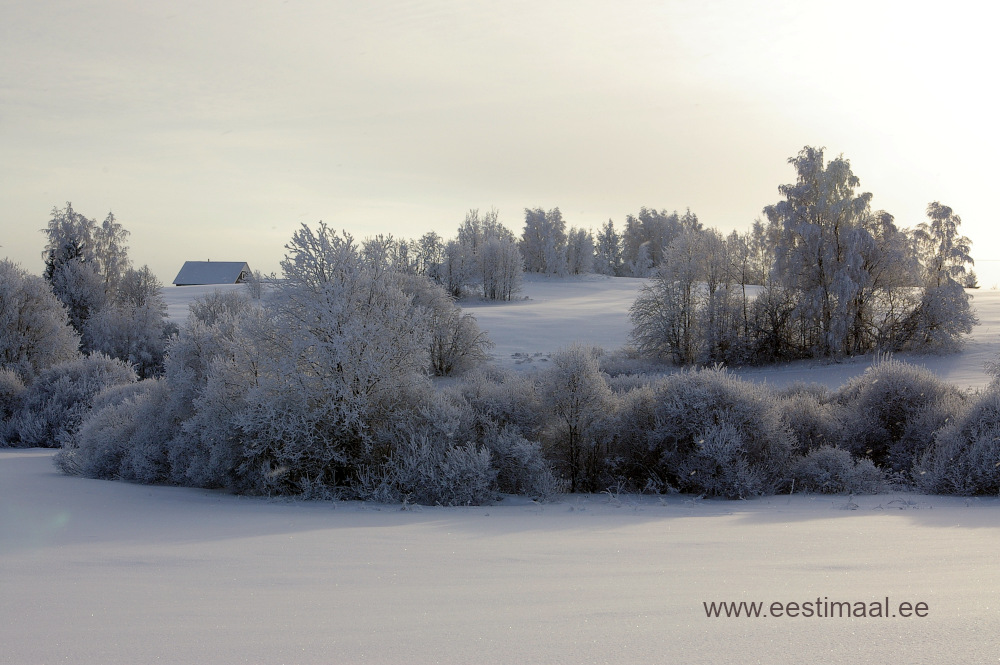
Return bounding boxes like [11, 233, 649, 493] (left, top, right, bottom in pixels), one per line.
[0, 260, 80, 382]
[565, 227, 594, 275]
[91, 211, 131, 295]
[620, 208, 700, 276]
[84, 266, 169, 378]
[478, 236, 523, 301]
[440, 239, 476, 298]
[42, 204, 131, 340]
[765, 147, 917, 358]
[701, 230, 741, 363]
[521, 207, 567, 275]
[629, 230, 741, 365]
[900, 202, 977, 351]
[915, 202, 973, 288]
[400, 274, 493, 376]
[538, 344, 614, 492]
[415, 231, 445, 282]
[726, 230, 755, 340]
[766, 147, 872, 356]
[629, 232, 705, 364]
[235, 223, 433, 493]
[44, 254, 105, 339]
[593, 219, 623, 276]
[747, 217, 776, 287]
[39, 203, 164, 366]
[43, 203, 97, 282]
[457, 208, 515, 251]
[434, 209, 522, 300]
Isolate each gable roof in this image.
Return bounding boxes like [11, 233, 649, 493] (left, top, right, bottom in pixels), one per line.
[173, 261, 251, 286]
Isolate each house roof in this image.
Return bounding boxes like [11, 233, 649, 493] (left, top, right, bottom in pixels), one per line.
[173, 261, 251, 286]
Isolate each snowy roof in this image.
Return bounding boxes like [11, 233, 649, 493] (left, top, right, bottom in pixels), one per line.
[172, 261, 251, 286]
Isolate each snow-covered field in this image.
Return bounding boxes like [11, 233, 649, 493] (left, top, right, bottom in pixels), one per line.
[463, 274, 1000, 391]
[4, 449, 999, 664]
[5, 278, 999, 663]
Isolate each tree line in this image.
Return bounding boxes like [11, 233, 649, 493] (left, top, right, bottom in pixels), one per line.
[0, 145, 987, 503]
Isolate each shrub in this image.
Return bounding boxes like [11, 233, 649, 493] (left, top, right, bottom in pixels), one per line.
[676, 423, 766, 498]
[479, 424, 559, 498]
[791, 446, 884, 494]
[836, 356, 966, 476]
[614, 367, 793, 498]
[188, 289, 253, 326]
[401, 274, 493, 376]
[357, 390, 557, 504]
[915, 386, 1000, 495]
[0, 368, 26, 444]
[605, 382, 665, 492]
[777, 382, 845, 453]
[0, 259, 80, 383]
[369, 434, 498, 506]
[8, 354, 136, 447]
[55, 379, 171, 481]
[84, 266, 169, 378]
[459, 366, 542, 440]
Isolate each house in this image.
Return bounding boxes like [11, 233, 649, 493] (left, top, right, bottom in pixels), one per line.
[172, 261, 252, 286]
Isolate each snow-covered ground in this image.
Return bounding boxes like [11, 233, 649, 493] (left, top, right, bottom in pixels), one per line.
[3, 448, 998, 664]
[5, 277, 992, 663]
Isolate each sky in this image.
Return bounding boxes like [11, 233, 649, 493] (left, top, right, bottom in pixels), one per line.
[2, 0, 998, 286]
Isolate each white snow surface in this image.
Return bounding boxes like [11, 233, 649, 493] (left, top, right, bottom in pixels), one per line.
[3, 449, 999, 664]
[5, 277, 994, 663]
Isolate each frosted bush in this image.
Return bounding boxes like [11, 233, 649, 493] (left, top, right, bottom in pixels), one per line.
[612, 368, 793, 497]
[9, 353, 136, 448]
[55, 379, 169, 480]
[480, 424, 559, 498]
[365, 391, 557, 503]
[596, 347, 660, 381]
[791, 446, 884, 494]
[0, 259, 81, 383]
[419, 389, 557, 498]
[676, 423, 765, 499]
[777, 382, 845, 453]
[233, 383, 352, 495]
[459, 365, 542, 439]
[84, 266, 169, 379]
[915, 387, 1000, 495]
[381, 435, 497, 506]
[0, 368, 26, 444]
[605, 382, 664, 491]
[837, 356, 966, 475]
[188, 289, 253, 326]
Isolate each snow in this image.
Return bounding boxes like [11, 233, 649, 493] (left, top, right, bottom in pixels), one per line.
[7, 277, 997, 662]
[3, 448, 999, 664]
[463, 273, 648, 368]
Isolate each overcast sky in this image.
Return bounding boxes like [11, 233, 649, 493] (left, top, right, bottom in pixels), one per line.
[3, 0, 998, 285]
